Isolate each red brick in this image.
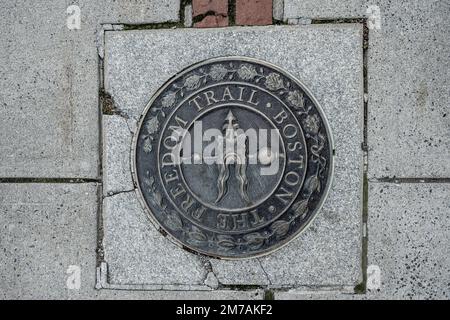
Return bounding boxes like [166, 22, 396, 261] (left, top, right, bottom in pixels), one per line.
[236, 0, 273, 26]
[193, 0, 228, 16]
[194, 15, 229, 28]
[193, 0, 229, 28]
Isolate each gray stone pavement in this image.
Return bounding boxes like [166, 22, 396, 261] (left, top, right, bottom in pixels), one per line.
[279, 0, 450, 300]
[0, 0, 449, 299]
[0, 1, 98, 178]
[368, 183, 450, 300]
[0, 182, 262, 299]
[275, 182, 450, 300]
[0, 0, 180, 178]
[0, 183, 98, 299]
[284, 0, 366, 20]
[92, 289, 264, 300]
[102, 25, 363, 289]
[284, 0, 450, 178]
[103, 116, 134, 196]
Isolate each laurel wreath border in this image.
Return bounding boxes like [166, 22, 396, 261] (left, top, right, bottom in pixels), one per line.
[139, 61, 328, 254]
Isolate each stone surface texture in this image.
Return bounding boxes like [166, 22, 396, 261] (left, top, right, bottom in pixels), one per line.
[91, 289, 264, 300]
[368, 183, 450, 300]
[103, 25, 363, 288]
[0, 0, 180, 179]
[283, 0, 450, 178]
[275, 290, 360, 300]
[282, 0, 450, 300]
[272, 0, 284, 21]
[102, 116, 134, 196]
[0, 183, 98, 299]
[0, 184, 260, 300]
[102, 191, 207, 286]
[367, 0, 450, 178]
[284, 0, 365, 19]
[236, 0, 273, 26]
[1, 0, 449, 301]
[184, 4, 193, 27]
[0, 1, 98, 178]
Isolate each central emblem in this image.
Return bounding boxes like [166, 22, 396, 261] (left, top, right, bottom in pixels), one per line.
[133, 57, 333, 259]
[215, 110, 250, 204]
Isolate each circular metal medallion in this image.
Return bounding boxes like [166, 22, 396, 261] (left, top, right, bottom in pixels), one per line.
[133, 57, 334, 259]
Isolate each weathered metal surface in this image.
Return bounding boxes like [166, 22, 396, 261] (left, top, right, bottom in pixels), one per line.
[133, 57, 333, 259]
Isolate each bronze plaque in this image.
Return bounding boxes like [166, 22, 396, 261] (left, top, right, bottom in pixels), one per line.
[133, 57, 334, 259]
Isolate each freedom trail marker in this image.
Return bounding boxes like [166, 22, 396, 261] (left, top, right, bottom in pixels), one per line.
[133, 57, 334, 259]
[102, 25, 363, 288]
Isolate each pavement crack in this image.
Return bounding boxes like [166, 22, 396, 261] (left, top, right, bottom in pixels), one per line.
[104, 189, 135, 199]
[258, 259, 272, 286]
[371, 177, 450, 184]
[124, 118, 134, 135]
[198, 256, 220, 289]
[198, 255, 214, 275]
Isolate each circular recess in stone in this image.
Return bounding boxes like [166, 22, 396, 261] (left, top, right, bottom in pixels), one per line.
[132, 56, 334, 259]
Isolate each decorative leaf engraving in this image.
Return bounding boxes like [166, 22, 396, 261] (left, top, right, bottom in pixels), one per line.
[143, 176, 153, 188]
[291, 199, 309, 218]
[161, 92, 177, 109]
[142, 116, 161, 154]
[186, 226, 208, 245]
[237, 64, 258, 80]
[304, 174, 321, 195]
[153, 191, 164, 207]
[165, 211, 183, 231]
[143, 172, 166, 209]
[146, 116, 159, 135]
[184, 74, 202, 90]
[287, 90, 305, 111]
[270, 220, 290, 238]
[216, 235, 237, 250]
[209, 64, 229, 81]
[243, 233, 266, 250]
[143, 138, 153, 153]
[303, 114, 320, 135]
[264, 73, 284, 91]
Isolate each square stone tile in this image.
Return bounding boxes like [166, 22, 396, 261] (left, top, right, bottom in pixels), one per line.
[102, 191, 208, 288]
[283, 0, 450, 178]
[102, 25, 363, 288]
[0, 181, 263, 299]
[368, 183, 450, 299]
[210, 165, 362, 286]
[87, 0, 180, 24]
[367, 1, 450, 178]
[0, 183, 98, 299]
[0, 0, 180, 179]
[284, 0, 365, 20]
[0, 2, 99, 178]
